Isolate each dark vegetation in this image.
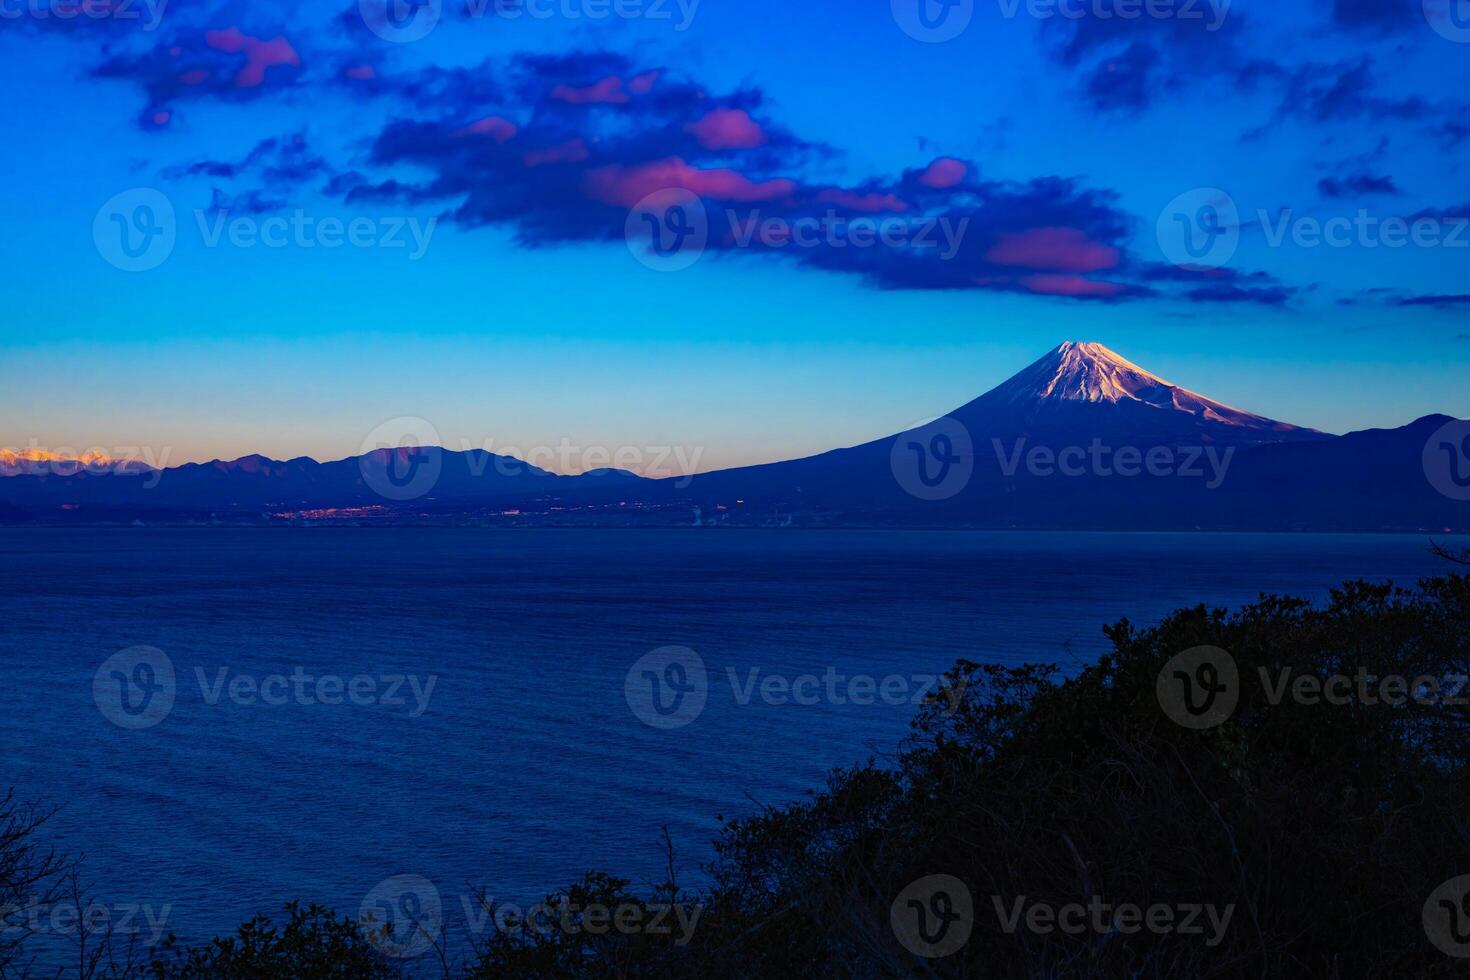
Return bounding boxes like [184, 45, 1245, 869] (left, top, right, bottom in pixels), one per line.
[5, 556, 1469, 978]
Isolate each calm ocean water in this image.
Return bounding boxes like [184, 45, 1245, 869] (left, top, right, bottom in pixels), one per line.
[0, 528, 1460, 965]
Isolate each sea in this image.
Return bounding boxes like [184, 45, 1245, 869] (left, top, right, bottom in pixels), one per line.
[0, 528, 1460, 969]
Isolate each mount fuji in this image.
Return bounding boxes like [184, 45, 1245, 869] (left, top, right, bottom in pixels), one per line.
[948, 341, 1323, 447]
[0, 342, 1464, 531]
[628, 342, 1463, 531]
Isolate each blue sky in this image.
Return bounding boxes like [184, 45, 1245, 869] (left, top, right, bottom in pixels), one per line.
[2, 0, 1468, 472]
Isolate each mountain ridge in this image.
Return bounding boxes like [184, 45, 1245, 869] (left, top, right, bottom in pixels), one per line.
[0, 342, 1464, 531]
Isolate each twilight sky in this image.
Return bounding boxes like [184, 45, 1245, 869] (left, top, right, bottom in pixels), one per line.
[2, 0, 1468, 474]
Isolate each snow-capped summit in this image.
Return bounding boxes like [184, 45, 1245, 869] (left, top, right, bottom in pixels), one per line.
[956, 341, 1324, 445]
[1003, 341, 1181, 404]
[0, 448, 152, 477]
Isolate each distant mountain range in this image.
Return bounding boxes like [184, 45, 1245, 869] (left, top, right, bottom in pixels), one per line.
[3, 342, 1467, 531]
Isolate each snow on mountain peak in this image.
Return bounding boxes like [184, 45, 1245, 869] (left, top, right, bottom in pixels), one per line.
[1033, 341, 1173, 403]
[978, 341, 1318, 437]
[0, 448, 153, 477]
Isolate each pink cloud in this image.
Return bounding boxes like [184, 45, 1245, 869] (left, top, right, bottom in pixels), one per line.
[918, 157, 967, 189]
[552, 76, 628, 105]
[455, 116, 518, 142]
[627, 70, 660, 94]
[985, 227, 1120, 273]
[583, 157, 797, 208]
[523, 138, 590, 167]
[816, 189, 908, 213]
[151, 110, 171, 126]
[204, 27, 300, 89]
[684, 108, 767, 150]
[180, 69, 209, 86]
[1019, 274, 1126, 298]
[343, 64, 376, 81]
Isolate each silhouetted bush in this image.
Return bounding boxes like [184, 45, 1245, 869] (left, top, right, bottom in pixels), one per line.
[471, 574, 1470, 978]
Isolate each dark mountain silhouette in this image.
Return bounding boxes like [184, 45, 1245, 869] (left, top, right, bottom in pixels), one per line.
[1, 342, 1464, 530]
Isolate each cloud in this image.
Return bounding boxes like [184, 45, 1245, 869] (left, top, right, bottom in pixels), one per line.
[1018, 274, 1130, 299]
[1184, 283, 1296, 306]
[915, 158, 967, 190]
[203, 26, 299, 89]
[583, 158, 798, 208]
[332, 53, 1160, 298]
[1318, 172, 1402, 197]
[984, 227, 1120, 273]
[1137, 264, 1298, 305]
[207, 187, 287, 215]
[1273, 58, 1430, 124]
[455, 116, 519, 142]
[325, 49, 1329, 305]
[685, 109, 768, 151]
[815, 189, 908, 213]
[523, 139, 591, 167]
[164, 131, 327, 185]
[1331, 0, 1416, 32]
[1084, 42, 1160, 112]
[1395, 294, 1470, 308]
[1038, 1, 1248, 114]
[91, 21, 307, 126]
